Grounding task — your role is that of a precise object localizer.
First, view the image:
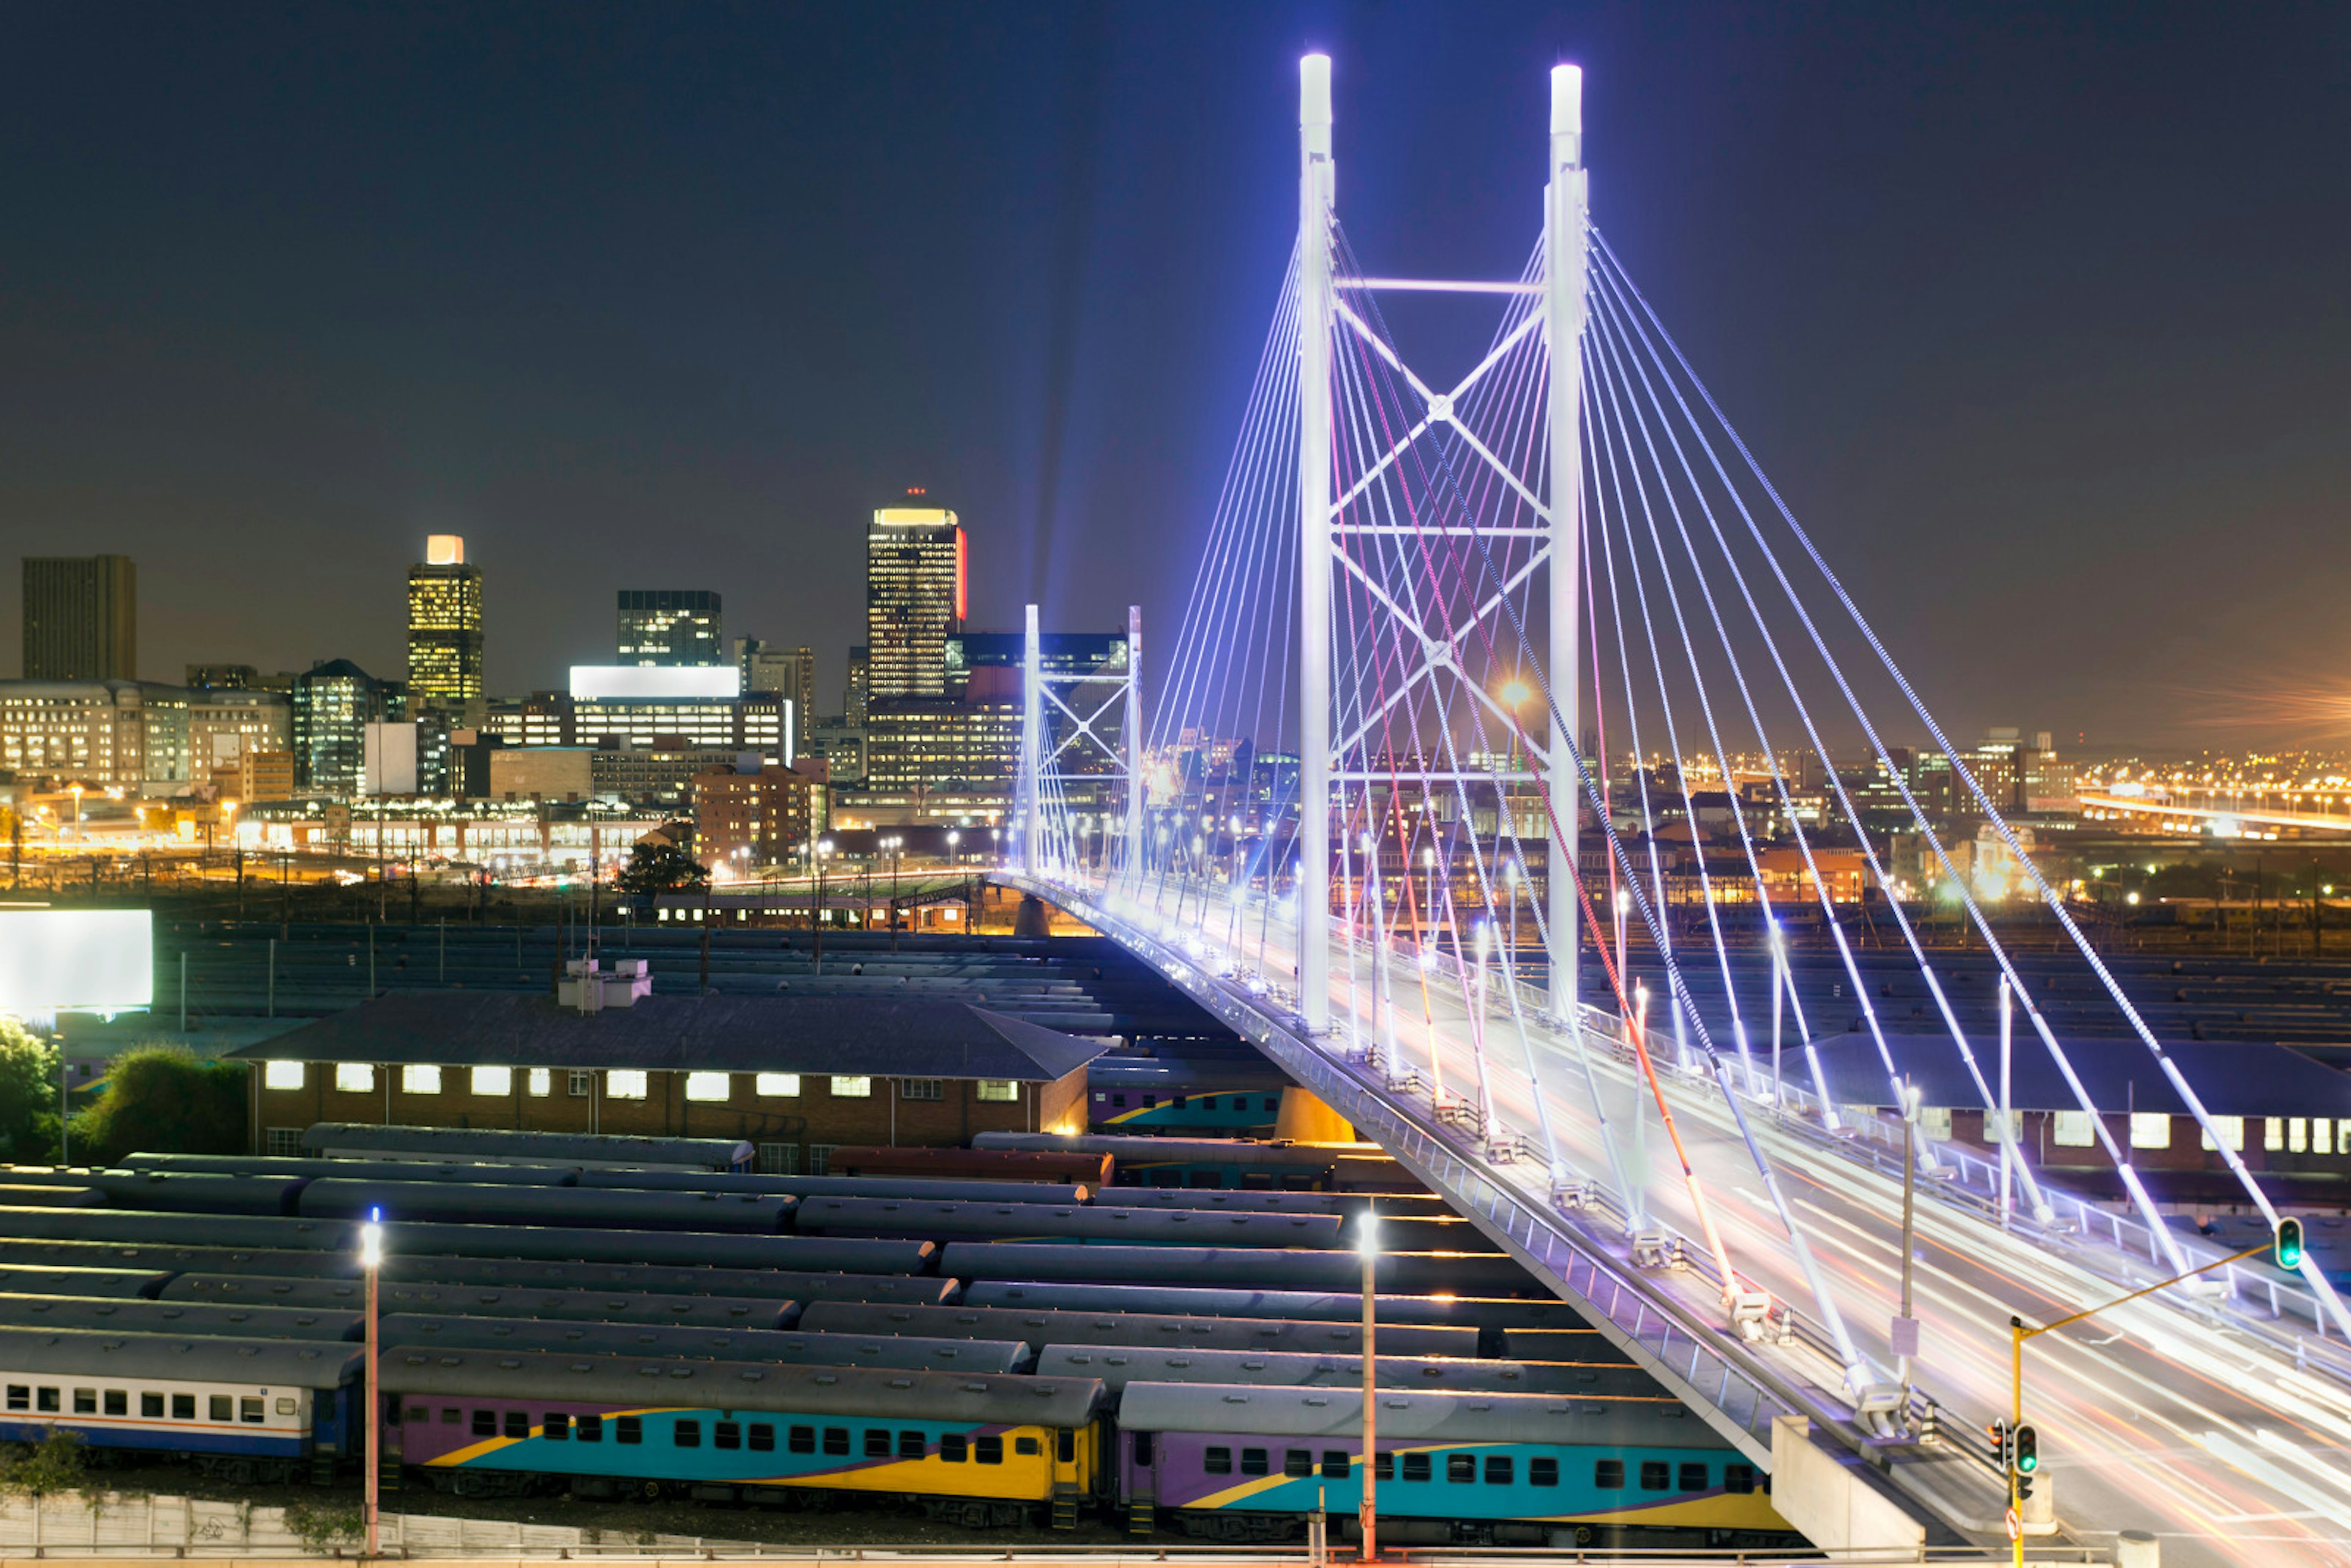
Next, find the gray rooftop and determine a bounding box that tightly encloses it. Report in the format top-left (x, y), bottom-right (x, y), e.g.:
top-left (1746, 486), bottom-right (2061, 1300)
top-left (1804, 1032), bottom-right (2351, 1117)
top-left (227, 992), bottom-right (1108, 1082)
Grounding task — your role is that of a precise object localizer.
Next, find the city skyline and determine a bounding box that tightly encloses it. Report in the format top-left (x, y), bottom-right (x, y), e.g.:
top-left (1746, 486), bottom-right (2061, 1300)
top-left (0, 6), bottom-right (2344, 749)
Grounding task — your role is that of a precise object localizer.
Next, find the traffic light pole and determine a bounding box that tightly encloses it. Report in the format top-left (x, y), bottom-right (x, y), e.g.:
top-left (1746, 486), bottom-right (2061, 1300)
top-left (2005, 1236), bottom-right (2276, 1565)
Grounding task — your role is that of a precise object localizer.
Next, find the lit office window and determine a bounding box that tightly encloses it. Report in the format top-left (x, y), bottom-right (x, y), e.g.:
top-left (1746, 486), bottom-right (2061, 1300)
top-left (528, 1068), bottom-right (552, 1097)
top-left (684, 1072), bottom-right (730, 1102)
top-left (830, 1076), bottom-right (872, 1098)
top-left (976, 1080), bottom-right (1019, 1103)
top-left (2052, 1111), bottom-right (2094, 1147)
top-left (607, 1070), bottom-right (650, 1100)
top-left (335, 1063), bottom-right (375, 1093)
top-left (756, 1073), bottom-right (801, 1097)
top-left (2290, 1118), bottom-right (2310, 1153)
top-left (2319, 1119), bottom-right (2336, 1156)
top-left (2128, 1113), bottom-right (2170, 1150)
top-left (263, 1061), bottom-right (304, 1092)
top-left (2199, 1116), bottom-right (2244, 1152)
top-left (402, 1065), bottom-right (442, 1095)
top-left (471, 1066), bottom-right (512, 1098)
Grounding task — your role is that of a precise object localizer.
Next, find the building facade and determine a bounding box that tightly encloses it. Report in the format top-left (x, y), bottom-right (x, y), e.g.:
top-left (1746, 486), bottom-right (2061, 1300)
top-left (22, 555), bottom-right (137, 681)
top-left (238, 749), bottom-right (297, 805)
top-left (0, 681), bottom-right (151, 791)
top-left (694, 762), bottom-right (819, 869)
top-left (866, 500), bottom-right (963, 699)
top-left (188, 689), bottom-right (292, 776)
top-left (292, 660), bottom-right (393, 797)
top-left (737, 639), bottom-right (816, 751)
top-left (618, 590), bottom-right (722, 667)
top-left (407, 536), bottom-right (485, 719)
top-left (482, 691), bottom-right (786, 757)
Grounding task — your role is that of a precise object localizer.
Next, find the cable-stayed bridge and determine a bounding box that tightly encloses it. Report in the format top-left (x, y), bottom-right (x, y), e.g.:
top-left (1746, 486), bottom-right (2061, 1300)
top-left (997, 59), bottom-right (2351, 1567)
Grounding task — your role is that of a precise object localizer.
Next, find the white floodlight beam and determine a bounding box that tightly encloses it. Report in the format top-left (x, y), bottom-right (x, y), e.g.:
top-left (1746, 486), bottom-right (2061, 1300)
top-left (1297, 53), bottom-right (1336, 1033)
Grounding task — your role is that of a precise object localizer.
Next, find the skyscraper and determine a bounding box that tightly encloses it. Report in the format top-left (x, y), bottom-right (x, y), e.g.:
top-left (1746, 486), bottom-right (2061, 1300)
top-left (292, 659), bottom-right (392, 797)
top-left (407, 535), bottom-right (484, 719)
top-left (22, 555), bottom-right (136, 680)
top-left (618, 590), bottom-right (722, 666)
top-left (866, 493), bottom-right (964, 699)
top-left (737, 637), bottom-right (816, 751)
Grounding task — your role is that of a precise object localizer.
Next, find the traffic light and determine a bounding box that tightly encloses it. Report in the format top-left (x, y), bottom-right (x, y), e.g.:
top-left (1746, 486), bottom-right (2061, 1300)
top-left (2012, 1423), bottom-right (2039, 1501)
top-left (1985, 1419), bottom-right (2011, 1471)
top-left (2278, 1217), bottom-right (2306, 1271)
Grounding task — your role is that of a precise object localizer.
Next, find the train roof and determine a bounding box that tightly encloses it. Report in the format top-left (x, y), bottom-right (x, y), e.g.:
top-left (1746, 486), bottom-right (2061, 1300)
top-left (798, 1302), bottom-right (1477, 1357)
top-left (973, 1133), bottom-right (1384, 1169)
top-left (1116, 1381), bottom-right (1724, 1446)
top-left (119, 1154), bottom-right (584, 1185)
top-left (163, 1276), bottom-right (795, 1327)
top-left (0, 1328), bottom-right (361, 1388)
top-left (297, 1122), bottom-right (753, 1171)
top-left (959, 1281), bottom-right (1584, 1330)
top-left (795, 1198), bottom-right (1343, 1246)
top-left (1087, 1059), bottom-right (1291, 1084)
top-left (0, 1263), bottom-right (171, 1299)
top-left (379, 1348), bottom-right (1106, 1427)
top-left (379, 1315), bottom-right (1026, 1374)
top-left (575, 1169), bottom-right (1091, 1206)
top-left (0, 1295), bottom-right (359, 1340)
top-left (1032, 1345), bottom-right (1658, 1397)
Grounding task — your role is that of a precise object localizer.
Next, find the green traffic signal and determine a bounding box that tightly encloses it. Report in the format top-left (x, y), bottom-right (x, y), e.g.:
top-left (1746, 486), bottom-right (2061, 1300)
top-left (2278, 1217), bottom-right (2306, 1271)
top-left (2012, 1424), bottom-right (2039, 1476)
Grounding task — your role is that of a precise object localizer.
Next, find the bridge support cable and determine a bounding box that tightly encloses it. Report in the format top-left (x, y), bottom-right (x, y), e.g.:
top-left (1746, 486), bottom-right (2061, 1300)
top-left (1598, 239), bottom-right (2351, 1327)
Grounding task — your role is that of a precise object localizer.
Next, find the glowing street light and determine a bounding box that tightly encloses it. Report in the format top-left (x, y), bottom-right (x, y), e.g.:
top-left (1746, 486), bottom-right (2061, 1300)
top-left (361, 1209), bottom-right (384, 1556)
top-left (1357, 1205), bottom-right (1379, 1560)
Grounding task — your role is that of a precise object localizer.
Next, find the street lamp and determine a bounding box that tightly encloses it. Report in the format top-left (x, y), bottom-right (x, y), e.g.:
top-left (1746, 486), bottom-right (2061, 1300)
top-left (1357, 1204), bottom-right (1378, 1561)
top-left (361, 1209), bottom-right (384, 1557)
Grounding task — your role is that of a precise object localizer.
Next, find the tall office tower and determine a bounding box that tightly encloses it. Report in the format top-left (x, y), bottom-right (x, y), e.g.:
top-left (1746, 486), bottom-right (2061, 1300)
top-left (737, 638), bottom-right (817, 751)
top-left (292, 659), bottom-right (391, 797)
top-left (22, 555), bottom-right (136, 680)
top-left (866, 493), bottom-right (964, 699)
top-left (844, 645), bottom-right (871, 725)
top-left (407, 535), bottom-right (485, 719)
top-left (618, 590), bottom-right (722, 666)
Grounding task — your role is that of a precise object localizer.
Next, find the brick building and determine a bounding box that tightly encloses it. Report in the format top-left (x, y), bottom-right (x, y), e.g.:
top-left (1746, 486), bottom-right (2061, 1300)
top-left (695, 762), bottom-right (819, 871)
top-left (228, 990), bottom-right (1102, 1177)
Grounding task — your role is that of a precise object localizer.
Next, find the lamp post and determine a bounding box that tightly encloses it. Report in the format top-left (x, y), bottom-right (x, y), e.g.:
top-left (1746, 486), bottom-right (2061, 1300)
top-left (1357, 1204), bottom-right (1378, 1561)
top-left (361, 1209), bottom-right (384, 1557)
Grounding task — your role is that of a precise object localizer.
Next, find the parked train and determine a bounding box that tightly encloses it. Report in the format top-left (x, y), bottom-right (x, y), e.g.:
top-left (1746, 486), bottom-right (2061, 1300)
top-left (1086, 1057), bottom-right (1291, 1134)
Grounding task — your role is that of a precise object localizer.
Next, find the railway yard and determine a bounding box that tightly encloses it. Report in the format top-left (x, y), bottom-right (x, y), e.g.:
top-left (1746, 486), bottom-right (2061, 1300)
top-left (0, 1118), bottom-right (1801, 1552)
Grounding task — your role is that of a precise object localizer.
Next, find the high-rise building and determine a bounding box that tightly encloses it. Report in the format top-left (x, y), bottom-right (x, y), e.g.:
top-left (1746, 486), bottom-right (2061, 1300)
top-left (866, 495), bottom-right (964, 699)
top-left (618, 590), bottom-right (722, 666)
top-left (844, 645), bottom-right (870, 724)
top-left (737, 639), bottom-right (816, 752)
top-left (292, 659), bottom-right (392, 797)
top-left (407, 535), bottom-right (484, 718)
top-left (22, 555), bottom-right (136, 680)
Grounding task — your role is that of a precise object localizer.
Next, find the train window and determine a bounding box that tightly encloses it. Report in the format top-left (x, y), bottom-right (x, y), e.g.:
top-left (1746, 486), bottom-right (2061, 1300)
top-left (714, 1422), bottom-right (741, 1451)
top-left (1594, 1460), bottom-right (1624, 1489)
top-left (822, 1427), bottom-right (850, 1455)
top-left (1447, 1454), bottom-right (1475, 1484)
top-left (404, 1406), bottom-right (427, 1424)
top-left (1056, 1430), bottom-right (1075, 1463)
top-left (1173, 1095), bottom-right (1188, 1109)
top-left (5, 1387), bottom-right (25, 1411)
top-left (1528, 1457), bottom-right (1558, 1487)
top-left (976, 1436), bottom-right (1003, 1465)
top-left (1485, 1457), bottom-right (1513, 1485)
top-left (242, 1399), bottom-right (266, 1424)
top-left (504, 1412), bottom-right (529, 1439)
top-left (545, 1414), bottom-right (570, 1441)
top-left (142, 1394), bottom-right (163, 1419)
top-left (1724, 1463), bottom-right (1755, 1495)
top-left (864, 1430), bottom-right (890, 1458)
top-left (1284, 1450), bottom-right (1313, 1477)
top-left (441, 1408), bottom-right (459, 1424)
top-left (1014, 1436), bottom-right (1040, 1457)
top-left (1131, 1431), bottom-right (1154, 1466)
top-left (173, 1395), bottom-right (195, 1420)
top-left (1093, 1092), bottom-right (1106, 1103)
top-left (1640, 1461), bottom-right (1670, 1491)
top-left (749, 1424), bottom-right (775, 1453)
top-left (1203, 1447), bottom-right (1231, 1475)
top-left (37, 1388), bottom-right (59, 1414)
top-left (208, 1395), bottom-right (231, 1422)
top-left (587, 1416), bottom-right (612, 1442)
top-left (1373, 1454), bottom-right (1393, 1481)
top-left (940, 1434), bottom-right (969, 1463)
top-left (1142, 1094), bottom-right (1158, 1108)
top-left (1322, 1452), bottom-right (1350, 1479)
top-left (473, 1410), bottom-right (497, 1437)
top-left (105, 1392), bottom-right (126, 1417)
top-left (1401, 1454), bottom-right (1430, 1482)
top-left (1240, 1448), bottom-right (1269, 1476)
top-left (1111, 1093), bottom-right (1128, 1109)
top-left (1202, 1097), bottom-right (1218, 1110)
top-left (673, 1420), bottom-right (702, 1447)
top-left (72, 1389), bottom-right (96, 1414)
top-left (788, 1426), bottom-right (814, 1454)
top-left (1679, 1463), bottom-right (1709, 1492)
top-left (899, 1431), bottom-right (924, 1460)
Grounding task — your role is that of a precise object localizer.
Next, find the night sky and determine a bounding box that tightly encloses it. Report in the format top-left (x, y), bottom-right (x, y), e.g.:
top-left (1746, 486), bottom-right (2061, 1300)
top-left (1, 3), bottom-right (2343, 749)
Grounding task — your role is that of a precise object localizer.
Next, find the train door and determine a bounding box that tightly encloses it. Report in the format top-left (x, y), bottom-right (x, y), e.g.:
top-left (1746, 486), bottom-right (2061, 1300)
top-left (1125, 1426), bottom-right (1156, 1534)
top-left (1049, 1425), bottom-right (1083, 1529)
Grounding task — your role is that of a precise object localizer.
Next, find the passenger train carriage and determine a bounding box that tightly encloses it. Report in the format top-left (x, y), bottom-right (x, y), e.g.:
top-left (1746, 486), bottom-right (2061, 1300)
top-left (381, 1349), bottom-right (1108, 1527)
top-left (1113, 1382), bottom-right (1791, 1546)
top-left (0, 1328), bottom-right (361, 1484)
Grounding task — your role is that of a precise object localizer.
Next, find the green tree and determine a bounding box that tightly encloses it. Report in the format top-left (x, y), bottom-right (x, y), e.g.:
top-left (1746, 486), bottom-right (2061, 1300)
top-left (0, 1018), bottom-right (59, 1164)
top-left (0, 1428), bottom-right (86, 1498)
top-left (618, 840), bottom-right (709, 896)
top-left (67, 1045), bottom-right (247, 1165)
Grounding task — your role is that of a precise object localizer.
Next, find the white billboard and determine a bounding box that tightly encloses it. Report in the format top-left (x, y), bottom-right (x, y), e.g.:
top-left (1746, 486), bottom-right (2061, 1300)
top-left (0, 910), bottom-right (154, 1015)
top-left (569, 665), bottom-right (740, 700)
top-left (364, 721), bottom-right (419, 796)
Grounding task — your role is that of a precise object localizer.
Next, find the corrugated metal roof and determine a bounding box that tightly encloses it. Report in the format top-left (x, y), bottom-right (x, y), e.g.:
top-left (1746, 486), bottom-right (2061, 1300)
top-left (224, 992), bottom-right (1106, 1081)
top-left (1804, 1032), bottom-right (2351, 1116)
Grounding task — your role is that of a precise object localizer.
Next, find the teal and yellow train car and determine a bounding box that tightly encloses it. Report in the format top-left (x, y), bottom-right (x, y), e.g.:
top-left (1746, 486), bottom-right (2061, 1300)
top-left (383, 1348), bottom-right (1108, 1527)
